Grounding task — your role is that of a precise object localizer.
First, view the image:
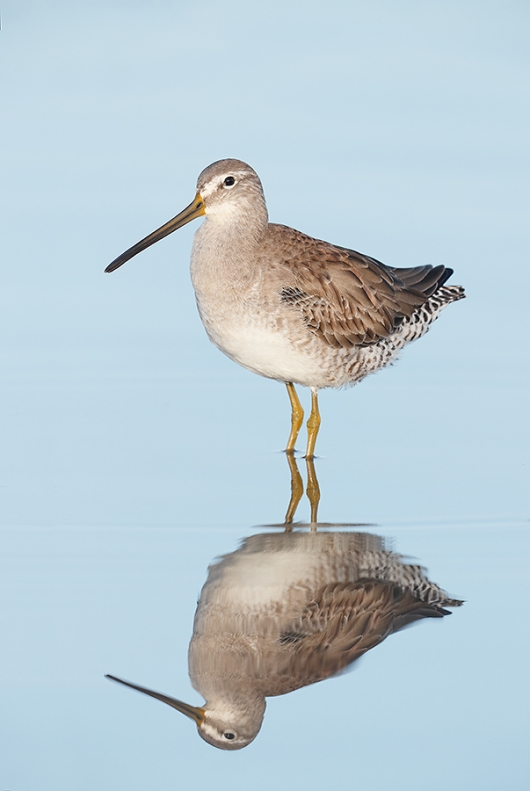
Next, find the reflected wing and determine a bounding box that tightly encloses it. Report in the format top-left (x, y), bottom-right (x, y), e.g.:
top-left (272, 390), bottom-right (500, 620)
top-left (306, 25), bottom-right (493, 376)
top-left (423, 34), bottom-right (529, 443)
top-left (277, 581), bottom-right (451, 689)
top-left (271, 225), bottom-right (453, 348)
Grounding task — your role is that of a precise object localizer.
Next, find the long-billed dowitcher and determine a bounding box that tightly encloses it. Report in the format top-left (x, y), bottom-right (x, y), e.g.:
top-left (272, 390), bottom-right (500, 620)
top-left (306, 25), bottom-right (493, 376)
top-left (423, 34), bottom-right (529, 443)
top-left (106, 530), bottom-right (462, 749)
top-left (106, 160), bottom-right (465, 457)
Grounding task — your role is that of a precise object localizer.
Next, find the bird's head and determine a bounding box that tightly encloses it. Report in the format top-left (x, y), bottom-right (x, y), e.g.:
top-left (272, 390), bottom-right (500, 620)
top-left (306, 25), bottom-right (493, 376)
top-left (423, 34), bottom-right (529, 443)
top-left (194, 159), bottom-right (267, 224)
top-left (105, 673), bottom-right (264, 751)
top-left (195, 706), bottom-right (264, 750)
top-left (105, 159), bottom-right (266, 273)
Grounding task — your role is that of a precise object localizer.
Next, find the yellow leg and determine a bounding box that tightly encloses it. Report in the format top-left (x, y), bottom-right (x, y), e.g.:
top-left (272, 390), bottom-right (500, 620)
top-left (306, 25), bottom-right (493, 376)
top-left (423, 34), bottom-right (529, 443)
top-left (305, 389), bottom-right (321, 459)
top-left (285, 382), bottom-right (304, 454)
top-left (305, 456), bottom-right (321, 529)
top-left (284, 452), bottom-right (304, 527)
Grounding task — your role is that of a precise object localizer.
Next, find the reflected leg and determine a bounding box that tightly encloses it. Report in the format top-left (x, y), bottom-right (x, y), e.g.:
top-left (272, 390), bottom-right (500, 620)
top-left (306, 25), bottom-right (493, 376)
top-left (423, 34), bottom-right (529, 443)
top-left (285, 382), bottom-right (304, 454)
top-left (305, 389), bottom-right (321, 459)
top-left (284, 452), bottom-right (304, 528)
top-left (305, 456), bottom-right (321, 529)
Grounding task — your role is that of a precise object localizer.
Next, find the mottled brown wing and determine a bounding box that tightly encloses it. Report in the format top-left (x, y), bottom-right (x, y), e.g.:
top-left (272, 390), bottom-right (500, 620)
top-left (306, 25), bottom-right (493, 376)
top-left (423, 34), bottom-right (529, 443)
top-left (270, 225), bottom-right (453, 348)
top-left (276, 581), bottom-right (450, 690)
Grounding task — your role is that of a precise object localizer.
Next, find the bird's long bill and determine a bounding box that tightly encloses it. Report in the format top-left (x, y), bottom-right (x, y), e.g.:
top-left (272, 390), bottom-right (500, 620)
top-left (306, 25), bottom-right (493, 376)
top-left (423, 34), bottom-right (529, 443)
top-left (105, 193), bottom-right (206, 273)
top-left (105, 674), bottom-right (205, 725)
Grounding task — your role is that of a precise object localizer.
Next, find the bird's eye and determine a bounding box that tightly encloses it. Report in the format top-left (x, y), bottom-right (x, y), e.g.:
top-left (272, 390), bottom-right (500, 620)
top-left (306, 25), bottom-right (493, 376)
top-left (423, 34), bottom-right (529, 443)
top-left (223, 732), bottom-right (235, 740)
top-left (223, 176), bottom-right (236, 187)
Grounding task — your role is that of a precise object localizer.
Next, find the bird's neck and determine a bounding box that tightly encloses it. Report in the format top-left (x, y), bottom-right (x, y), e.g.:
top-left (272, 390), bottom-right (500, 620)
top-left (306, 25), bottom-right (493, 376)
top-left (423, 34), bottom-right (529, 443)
top-left (191, 208), bottom-right (268, 287)
top-left (199, 196), bottom-right (268, 243)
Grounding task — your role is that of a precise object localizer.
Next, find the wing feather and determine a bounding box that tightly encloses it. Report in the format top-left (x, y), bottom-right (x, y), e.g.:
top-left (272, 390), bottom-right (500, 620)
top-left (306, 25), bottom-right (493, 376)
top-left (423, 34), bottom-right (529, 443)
top-left (268, 225), bottom-right (454, 348)
top-left (276, 581), bottom-right (451, 689)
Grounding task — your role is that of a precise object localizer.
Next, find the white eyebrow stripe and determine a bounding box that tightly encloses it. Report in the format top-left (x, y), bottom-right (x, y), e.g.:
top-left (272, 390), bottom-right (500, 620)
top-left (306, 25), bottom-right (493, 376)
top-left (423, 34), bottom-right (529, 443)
top-left (199, 171), bottom-right (248, 198)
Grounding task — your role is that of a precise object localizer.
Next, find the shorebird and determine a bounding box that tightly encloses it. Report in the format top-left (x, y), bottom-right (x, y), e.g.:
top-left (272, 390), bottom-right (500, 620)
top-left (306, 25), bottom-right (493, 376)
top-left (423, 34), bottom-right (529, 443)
top-left (106, 160), bottom-right (465, 457)
top-left (107, 530), bottom-right (462, 750)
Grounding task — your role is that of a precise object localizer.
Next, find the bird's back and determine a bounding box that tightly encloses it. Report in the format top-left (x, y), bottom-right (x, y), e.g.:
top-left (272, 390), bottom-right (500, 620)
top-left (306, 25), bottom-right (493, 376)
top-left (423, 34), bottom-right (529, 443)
top-left (265, 223), bottom-right (463, 350)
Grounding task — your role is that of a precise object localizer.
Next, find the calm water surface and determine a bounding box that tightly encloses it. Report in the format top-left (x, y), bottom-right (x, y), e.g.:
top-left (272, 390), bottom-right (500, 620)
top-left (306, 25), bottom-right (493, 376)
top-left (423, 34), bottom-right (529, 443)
top-left (1, 437), bottom-right (528, 789)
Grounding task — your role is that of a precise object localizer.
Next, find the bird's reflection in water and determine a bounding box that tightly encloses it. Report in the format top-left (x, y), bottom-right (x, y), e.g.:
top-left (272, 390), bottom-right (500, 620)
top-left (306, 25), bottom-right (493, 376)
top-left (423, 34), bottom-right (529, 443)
top-left (107, 458), bottom-right (463, 750)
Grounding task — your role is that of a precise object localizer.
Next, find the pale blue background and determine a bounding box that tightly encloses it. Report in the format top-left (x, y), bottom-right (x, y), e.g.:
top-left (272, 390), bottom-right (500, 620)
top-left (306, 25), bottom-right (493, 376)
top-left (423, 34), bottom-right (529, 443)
top-left (1, 1), bottom-right (529, 788)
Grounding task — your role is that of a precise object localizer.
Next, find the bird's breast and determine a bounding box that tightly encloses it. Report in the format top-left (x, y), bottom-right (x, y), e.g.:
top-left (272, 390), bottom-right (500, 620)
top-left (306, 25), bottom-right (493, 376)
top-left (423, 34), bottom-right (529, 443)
top-left (190, 235), bottom-right (328, 385)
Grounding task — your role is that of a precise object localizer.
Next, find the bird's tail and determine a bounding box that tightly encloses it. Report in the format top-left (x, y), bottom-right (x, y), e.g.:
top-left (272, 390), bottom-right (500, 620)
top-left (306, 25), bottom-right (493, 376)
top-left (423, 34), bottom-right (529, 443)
top-left (436, 284), bottom-right (466, 304)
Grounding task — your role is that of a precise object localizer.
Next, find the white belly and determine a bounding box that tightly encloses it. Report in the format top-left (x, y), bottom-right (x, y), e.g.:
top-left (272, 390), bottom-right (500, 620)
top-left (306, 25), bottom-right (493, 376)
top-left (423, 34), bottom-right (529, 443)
top-left (202, 316), bottom-right (327, 387)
